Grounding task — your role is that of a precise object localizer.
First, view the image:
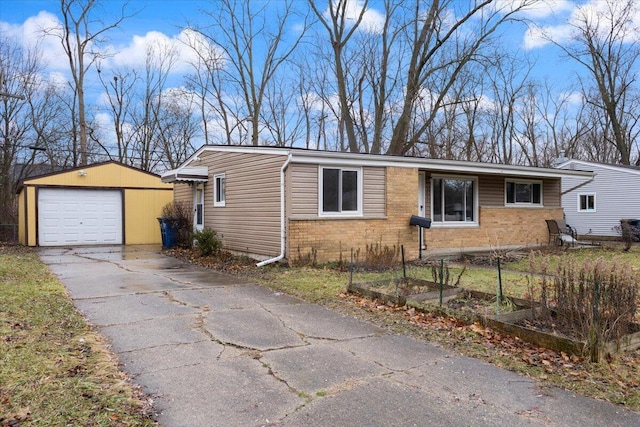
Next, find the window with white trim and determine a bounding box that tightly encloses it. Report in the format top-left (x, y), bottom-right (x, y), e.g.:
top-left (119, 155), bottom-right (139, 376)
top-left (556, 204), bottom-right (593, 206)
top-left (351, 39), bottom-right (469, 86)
top-left (505, 180), bottom-right (542, 205)
top-left (214, 173), bottom-right (226, 207)
top-left (319, 167), bottom-right (362, 216)
top-left (578, 193), bottom-right (595, 212)
top-left (431, 176), bottom-right (477, 223)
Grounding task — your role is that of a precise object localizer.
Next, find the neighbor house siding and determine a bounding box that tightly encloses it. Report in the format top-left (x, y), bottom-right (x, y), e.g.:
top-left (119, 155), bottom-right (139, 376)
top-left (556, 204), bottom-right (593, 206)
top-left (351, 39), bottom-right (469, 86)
top-left (560, 161), bottom-right (640, 237)
top-left (199, 151), bottom-right (286, 258)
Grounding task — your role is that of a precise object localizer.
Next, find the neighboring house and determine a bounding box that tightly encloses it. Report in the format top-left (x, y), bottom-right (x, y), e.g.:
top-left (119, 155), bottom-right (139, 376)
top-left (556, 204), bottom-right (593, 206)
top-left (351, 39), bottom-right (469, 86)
top-left (556, 158), bottom-right (640, 238)
top-left (162, 146), bottom-right (592, 264)
top-left (17, 161), bottom-right (174, 246)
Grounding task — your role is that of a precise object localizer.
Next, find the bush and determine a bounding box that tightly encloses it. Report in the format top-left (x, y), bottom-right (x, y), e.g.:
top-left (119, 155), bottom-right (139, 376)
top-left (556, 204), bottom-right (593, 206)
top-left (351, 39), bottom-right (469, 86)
top-left (528, 252), bottom-right (637, 361)
top-left (160, 201), bottom-right (193, 248)
top-left (193, 228), bottom-right (222, 257)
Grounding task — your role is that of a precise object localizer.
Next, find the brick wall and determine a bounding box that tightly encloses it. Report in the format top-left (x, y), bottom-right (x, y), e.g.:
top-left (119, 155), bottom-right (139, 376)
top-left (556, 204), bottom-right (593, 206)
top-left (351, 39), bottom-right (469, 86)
top-left (288, 167), bottom-right (420, 263)
top-left (287, 166), bottom-right (563, 264)
top-left (423, 206), bottom-right (564, 255)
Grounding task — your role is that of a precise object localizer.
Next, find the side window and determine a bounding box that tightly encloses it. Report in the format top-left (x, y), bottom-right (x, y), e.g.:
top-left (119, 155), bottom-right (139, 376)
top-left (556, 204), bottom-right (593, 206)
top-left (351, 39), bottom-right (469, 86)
top-left (214, 173), bottom-right (226, 207)
top-left (578, 194), bottom-right (595, 212)
top-left (319, 167), bottom-right (361, 216)
top-left (505, 180), bottom-right (542, 206)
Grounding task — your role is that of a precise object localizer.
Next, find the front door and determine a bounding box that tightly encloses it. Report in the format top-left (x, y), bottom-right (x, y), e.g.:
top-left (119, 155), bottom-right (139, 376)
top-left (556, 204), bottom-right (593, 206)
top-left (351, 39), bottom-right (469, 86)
top-left (194, 184), bottom-right (204, 232)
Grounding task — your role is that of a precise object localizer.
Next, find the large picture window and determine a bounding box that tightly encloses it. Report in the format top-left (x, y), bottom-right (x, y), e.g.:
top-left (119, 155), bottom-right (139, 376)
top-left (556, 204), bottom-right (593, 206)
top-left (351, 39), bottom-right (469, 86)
top-left (320, 167), bottom-right (361, 215)
top-left (432, 177), bottom-right (476, 223)
top-left (505, 180), bottom-right (542, 205)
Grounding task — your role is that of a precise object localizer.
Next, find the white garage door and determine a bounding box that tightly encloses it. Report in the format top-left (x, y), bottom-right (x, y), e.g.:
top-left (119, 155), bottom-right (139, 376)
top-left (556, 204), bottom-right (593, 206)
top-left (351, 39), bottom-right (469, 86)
top-left (38, 188), bottom-right (123, 246)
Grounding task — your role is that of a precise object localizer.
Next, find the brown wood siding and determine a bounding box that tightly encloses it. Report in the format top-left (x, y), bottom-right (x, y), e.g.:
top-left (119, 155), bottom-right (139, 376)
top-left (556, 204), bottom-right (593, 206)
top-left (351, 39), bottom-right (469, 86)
top-left (200, 151), bottom-right (285, 257)
top-left (174, 183), bottom-right (192, 205)
top-left (363, 166), bottom-right (386, 216)
top-left (542, 178), bottom-right (561, 207)
top-left (290, 163), bottom-right (386, 217)
top-left (290, 163), bottom-right (318, 216)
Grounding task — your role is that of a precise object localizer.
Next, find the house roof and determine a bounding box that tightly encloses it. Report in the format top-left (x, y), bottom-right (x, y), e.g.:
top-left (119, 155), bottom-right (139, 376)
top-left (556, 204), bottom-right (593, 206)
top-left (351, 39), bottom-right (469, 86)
top-left (175, 145), bottom-right (594, 180)
top-left (555, 158), bottom-right (640, 176)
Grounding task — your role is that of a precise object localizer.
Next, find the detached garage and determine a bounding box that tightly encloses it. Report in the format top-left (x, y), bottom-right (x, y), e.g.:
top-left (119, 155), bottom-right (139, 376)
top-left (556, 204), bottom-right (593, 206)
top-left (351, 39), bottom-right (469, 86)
top-left (17, 161), bottom-right (174, 247)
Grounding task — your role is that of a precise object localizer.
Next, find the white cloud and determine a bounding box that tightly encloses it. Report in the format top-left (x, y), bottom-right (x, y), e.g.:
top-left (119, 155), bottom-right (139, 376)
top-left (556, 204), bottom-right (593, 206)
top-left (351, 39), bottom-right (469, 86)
top-left (105, 27), bottom-right (222, 75)
top-left (523, 24), bottom-right (573, 49)
top-left (523, 0), bottom-right (640, 50)
top-left (325, 0), bottom-right (386, 34)
top-left (513, 0), bottom-right (574, 19)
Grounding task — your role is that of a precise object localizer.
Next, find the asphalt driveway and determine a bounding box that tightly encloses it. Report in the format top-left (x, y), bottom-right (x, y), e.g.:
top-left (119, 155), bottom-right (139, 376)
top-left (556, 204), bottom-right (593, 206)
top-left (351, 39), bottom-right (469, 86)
top-left (40, 245), bottom-right (640, 427)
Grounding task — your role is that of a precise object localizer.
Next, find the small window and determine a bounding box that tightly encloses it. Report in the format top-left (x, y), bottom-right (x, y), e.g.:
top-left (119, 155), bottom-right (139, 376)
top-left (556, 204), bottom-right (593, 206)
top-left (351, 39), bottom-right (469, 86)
top-left (578, 194), bottom-right (595, 212)
top-left (506, 180), bottom-right (542, 205)
top-left (214, 173), bottom-right (226, 207)
top-left (319, 167), bottom-right (361, 215)
top-left (432, 176), bottom-right (477, 223)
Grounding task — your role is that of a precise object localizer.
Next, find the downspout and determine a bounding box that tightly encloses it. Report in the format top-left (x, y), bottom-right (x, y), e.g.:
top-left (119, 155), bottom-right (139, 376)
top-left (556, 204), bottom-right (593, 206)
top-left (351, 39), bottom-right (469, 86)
top-left (561, 174), bottom-right (596, 195)
top-left (257, 153), bottom-right (293, 267)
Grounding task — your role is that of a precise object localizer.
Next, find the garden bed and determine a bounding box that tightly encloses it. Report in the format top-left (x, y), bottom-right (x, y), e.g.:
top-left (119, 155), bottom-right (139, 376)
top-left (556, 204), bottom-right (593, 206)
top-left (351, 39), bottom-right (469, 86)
top-left (348, 278), bottom-right (640, 359)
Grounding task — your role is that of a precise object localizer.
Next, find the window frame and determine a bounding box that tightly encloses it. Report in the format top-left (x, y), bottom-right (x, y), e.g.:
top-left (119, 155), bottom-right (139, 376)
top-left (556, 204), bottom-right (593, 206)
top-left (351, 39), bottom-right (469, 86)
top-left (577, 193), bottom-right (596, 212)
top-left (318, 166), bottom-right (363, 217)
top-left (213, 173), bottom-right (226, 207)
top-left (430, 174), bottom-right (479, 227)
top-left (505, 179), bottom-right (543, 206)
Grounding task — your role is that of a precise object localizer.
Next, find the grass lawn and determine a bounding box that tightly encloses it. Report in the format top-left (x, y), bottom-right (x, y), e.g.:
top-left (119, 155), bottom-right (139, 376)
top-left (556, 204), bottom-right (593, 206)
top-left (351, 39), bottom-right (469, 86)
top-left (0, 247), bottom-right (156, 426)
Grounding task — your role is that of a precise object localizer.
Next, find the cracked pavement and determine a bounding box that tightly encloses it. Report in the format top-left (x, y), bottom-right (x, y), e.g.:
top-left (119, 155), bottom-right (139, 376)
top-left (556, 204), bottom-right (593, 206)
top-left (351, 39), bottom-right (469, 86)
top-left (40, 245), bottom-right (640, 427)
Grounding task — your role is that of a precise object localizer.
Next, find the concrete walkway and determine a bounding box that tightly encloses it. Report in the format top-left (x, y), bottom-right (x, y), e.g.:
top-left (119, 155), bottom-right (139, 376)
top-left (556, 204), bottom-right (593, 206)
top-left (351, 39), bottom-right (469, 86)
top-left (40, 245), bottom-right (639, 427)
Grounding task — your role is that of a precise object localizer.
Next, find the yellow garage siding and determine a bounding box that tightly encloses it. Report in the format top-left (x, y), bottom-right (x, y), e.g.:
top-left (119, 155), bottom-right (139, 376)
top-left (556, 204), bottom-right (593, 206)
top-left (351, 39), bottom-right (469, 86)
top-left (17, 190), bottom-right (26, 245)
top-left (125, 189), bottom-right (174, 244)
top-left (18, 162), bottom-right (173, 246)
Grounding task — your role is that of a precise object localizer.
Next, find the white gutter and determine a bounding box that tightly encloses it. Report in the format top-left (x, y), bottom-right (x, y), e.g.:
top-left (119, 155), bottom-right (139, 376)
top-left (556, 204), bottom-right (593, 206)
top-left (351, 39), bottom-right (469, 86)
top-left (256, 152), bottom-right (293, 267)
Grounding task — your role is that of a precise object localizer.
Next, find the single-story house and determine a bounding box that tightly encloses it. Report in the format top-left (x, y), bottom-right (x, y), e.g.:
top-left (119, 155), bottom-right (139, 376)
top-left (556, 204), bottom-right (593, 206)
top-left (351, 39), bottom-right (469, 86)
top-left (555, 158), bottom-right (640, 238)
top-left (162, 146), bottom-right (593, 264)
top-left (17, 161), bottom-right (174, 246)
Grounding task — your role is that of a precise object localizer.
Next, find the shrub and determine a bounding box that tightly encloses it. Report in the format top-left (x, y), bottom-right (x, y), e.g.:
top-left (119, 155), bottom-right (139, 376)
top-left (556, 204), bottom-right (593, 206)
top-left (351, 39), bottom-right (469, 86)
top-left (527, 252), bottom-right (637, 361)
top-left (160, 201), bottom-right (193, 248)
top-left (193, 228), bottom-right (222, 257)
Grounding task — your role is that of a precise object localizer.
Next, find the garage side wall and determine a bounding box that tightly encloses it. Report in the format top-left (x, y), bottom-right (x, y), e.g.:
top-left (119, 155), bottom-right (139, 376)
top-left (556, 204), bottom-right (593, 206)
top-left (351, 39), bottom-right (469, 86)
top-left (125, 189), bottom-right (174, 244)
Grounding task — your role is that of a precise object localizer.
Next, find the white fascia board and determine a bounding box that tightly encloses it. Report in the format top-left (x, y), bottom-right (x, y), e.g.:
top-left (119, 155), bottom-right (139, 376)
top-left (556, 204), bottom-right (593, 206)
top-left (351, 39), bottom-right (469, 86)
top-left (175, 145), bottom-right (592, 180)
top-left (291, 151), bottom-right (593, 179)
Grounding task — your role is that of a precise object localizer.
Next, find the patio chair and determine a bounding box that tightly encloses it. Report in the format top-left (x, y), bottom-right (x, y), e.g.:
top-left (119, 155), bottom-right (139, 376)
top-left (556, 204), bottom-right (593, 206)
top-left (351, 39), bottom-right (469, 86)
top-left (555, 218), bottom-right (577, 241)
top-left (545, 219), bottom-right (577, 246)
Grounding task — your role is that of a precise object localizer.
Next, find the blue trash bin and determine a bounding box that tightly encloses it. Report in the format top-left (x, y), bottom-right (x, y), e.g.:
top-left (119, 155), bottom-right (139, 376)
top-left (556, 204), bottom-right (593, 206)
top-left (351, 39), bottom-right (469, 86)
top-left (158, 217), bottom-right (178, 248)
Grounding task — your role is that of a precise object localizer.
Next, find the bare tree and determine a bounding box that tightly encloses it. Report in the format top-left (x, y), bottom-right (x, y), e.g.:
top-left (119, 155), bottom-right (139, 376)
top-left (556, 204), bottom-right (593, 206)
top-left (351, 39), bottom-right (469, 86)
top-left (555, 0), bottom-right (640, 165)
top-left (53, 0), bottom-right (131, 166)
top-left (0, 38), bottom-right (63, 225)
top-left (192, 0), bottom-right (310, 146)
top-left (130, 40), bottom-right (178, 171)
top-left (308, 0), bottom-right (369, 153)
top-left (97, 66), bottom-right (138, 164)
